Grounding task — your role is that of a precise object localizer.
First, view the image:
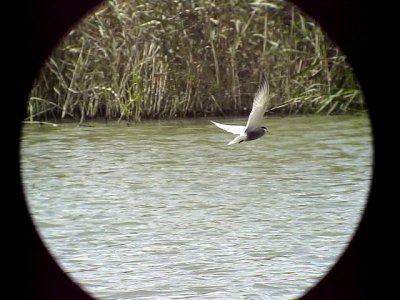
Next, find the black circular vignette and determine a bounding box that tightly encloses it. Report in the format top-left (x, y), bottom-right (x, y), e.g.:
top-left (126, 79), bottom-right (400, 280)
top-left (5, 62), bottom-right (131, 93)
top-left (6, 0), bottom-right (384, 299)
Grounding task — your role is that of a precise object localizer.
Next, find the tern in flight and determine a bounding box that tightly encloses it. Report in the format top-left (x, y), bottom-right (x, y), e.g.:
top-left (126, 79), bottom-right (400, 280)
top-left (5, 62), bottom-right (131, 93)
top-left (210, 80), bottom-right (271, 145)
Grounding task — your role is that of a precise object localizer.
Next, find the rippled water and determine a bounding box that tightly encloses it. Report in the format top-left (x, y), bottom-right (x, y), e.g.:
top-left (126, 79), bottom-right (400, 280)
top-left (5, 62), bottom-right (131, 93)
top-left (21, 115), bottom-right (372, 299)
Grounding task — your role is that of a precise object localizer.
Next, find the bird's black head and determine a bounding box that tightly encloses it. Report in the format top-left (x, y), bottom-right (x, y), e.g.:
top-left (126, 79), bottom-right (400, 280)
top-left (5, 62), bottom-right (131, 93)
top-left (261, 126), bottom-right (269, 133)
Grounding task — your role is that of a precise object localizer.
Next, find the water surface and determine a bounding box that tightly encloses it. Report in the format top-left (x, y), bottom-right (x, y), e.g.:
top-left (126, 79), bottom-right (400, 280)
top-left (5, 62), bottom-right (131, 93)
top-left (21, 115), bottom-right (372, 299)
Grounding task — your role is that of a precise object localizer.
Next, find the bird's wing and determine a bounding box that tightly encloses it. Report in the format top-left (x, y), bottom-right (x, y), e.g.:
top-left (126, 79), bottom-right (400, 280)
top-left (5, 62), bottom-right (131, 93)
top-left (228, 134), bottom-right (247, 145)
top-left (210, 120), bottom-right (245, 135)
top-left (245, 80), bottom-right (270, 130)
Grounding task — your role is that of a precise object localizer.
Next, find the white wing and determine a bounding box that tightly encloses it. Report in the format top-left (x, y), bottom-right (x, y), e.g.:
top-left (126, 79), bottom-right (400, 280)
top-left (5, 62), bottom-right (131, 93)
top-left (228, 134), bottom-right (247, 145)
top-left (210, 120), bottom-right (245, 135)
top-left (245, 80), bottom-right (270, 130)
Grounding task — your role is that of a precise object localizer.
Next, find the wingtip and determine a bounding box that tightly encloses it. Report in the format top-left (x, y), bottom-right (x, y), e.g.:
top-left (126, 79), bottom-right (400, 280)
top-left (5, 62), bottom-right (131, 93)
top-left (210, 120), bottom-right (224, 127)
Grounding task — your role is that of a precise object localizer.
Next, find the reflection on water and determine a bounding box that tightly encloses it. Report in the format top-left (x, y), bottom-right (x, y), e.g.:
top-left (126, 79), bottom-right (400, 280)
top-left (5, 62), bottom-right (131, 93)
top-left (21, 115), bottom-right (372, 299)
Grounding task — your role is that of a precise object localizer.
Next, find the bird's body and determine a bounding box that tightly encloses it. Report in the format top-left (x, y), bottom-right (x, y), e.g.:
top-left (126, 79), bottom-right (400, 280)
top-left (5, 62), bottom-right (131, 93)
top-left (210, 80), bottom-right (271, 145)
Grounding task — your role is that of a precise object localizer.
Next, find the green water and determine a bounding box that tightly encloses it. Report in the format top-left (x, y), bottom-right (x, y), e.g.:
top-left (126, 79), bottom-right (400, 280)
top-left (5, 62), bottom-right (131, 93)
top-left (21, 115), bottom-right (372, 299)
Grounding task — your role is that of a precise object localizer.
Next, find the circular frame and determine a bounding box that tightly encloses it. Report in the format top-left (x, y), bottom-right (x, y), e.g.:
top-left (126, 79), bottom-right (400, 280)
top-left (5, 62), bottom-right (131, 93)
top-left (8, 0), bottom-right (376, 298)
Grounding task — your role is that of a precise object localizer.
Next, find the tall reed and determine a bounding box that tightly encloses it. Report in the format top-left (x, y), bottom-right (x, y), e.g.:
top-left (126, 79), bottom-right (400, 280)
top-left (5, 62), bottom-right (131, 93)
top-left (28, 0), bottom-right (364, 123)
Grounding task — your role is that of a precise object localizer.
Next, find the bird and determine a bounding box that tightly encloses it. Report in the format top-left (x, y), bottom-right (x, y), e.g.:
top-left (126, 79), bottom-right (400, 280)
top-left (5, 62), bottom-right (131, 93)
top-left (210, 79), bottom-right (271, 145)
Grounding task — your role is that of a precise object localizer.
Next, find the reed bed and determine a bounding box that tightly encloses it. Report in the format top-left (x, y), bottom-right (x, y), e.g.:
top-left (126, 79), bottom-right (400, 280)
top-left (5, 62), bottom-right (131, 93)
top-left (28, 0), bottom-right (364, 123)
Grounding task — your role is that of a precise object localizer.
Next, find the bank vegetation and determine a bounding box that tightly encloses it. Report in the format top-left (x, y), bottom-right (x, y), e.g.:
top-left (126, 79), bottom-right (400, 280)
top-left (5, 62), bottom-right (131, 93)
top-left (28, 0), bottom-right (364, 123)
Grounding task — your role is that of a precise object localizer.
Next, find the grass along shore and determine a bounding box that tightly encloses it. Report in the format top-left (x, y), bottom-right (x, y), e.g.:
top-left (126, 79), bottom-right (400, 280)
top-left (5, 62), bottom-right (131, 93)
top-left (27, 0), bottom-right (364, 124)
